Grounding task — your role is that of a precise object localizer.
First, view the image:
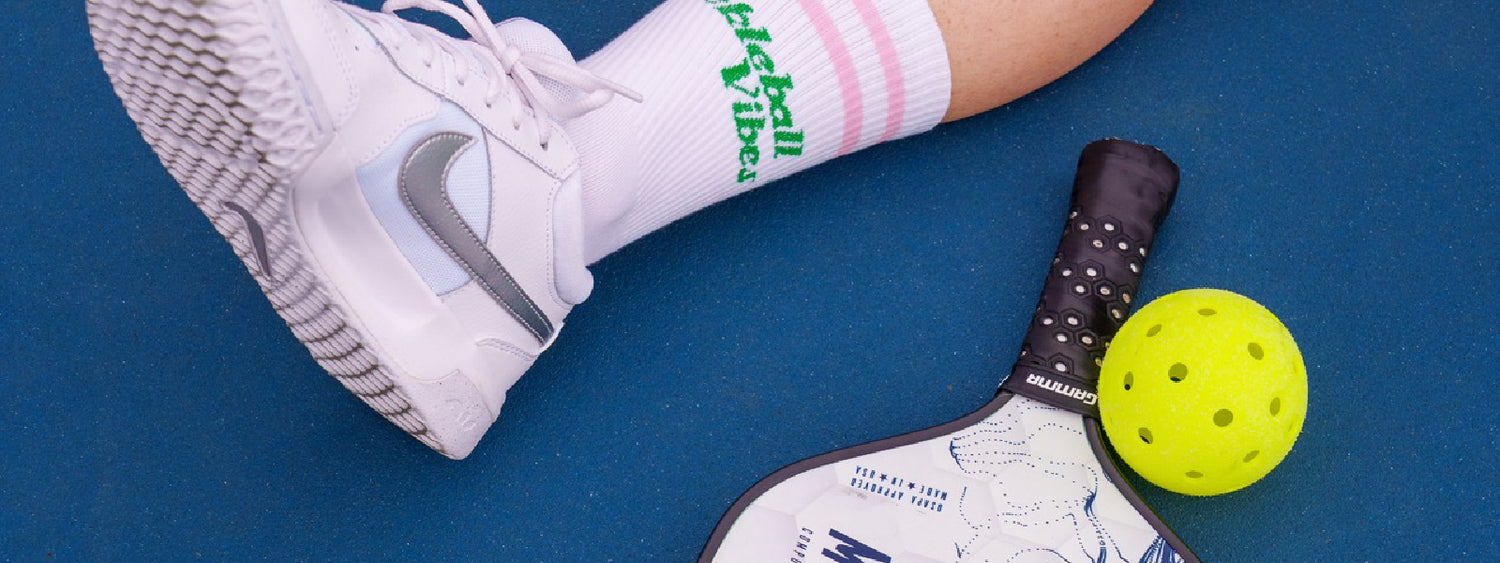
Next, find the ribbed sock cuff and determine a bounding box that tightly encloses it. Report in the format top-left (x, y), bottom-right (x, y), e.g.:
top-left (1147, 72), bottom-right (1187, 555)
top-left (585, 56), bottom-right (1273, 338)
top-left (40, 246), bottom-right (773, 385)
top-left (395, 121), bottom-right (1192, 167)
top-left (566, 0), bottom-right (952, 261)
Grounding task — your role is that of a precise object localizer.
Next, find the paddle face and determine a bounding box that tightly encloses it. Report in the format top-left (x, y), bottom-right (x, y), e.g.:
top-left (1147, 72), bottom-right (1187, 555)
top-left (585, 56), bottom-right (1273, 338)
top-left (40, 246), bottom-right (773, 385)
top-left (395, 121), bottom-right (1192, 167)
top-left (700, 141), bottom-right (1194, 563)
top-left (702, 394), bottom-right (1184, 562)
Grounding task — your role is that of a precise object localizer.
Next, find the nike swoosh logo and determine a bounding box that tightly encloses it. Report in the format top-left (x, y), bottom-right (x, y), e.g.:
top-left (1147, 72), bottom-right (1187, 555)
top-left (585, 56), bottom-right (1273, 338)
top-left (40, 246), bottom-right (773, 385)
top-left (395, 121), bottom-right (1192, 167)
top-left (225, 201), bottom-right (273, 280)
top-left (399, 132), bottom-right (555, 343)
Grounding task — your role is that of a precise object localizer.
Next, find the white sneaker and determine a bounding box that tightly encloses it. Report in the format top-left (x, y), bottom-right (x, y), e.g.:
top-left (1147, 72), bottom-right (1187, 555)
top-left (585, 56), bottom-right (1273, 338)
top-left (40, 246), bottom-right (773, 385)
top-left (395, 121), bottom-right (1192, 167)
top-left (86, 0), bottom-right (638, 459)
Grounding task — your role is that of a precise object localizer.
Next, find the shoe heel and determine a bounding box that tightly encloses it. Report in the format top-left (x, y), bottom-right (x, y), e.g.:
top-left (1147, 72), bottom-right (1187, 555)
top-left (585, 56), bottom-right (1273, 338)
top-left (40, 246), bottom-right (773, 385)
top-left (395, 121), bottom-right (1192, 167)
top-left (86, 0), bottom-right (458, 456)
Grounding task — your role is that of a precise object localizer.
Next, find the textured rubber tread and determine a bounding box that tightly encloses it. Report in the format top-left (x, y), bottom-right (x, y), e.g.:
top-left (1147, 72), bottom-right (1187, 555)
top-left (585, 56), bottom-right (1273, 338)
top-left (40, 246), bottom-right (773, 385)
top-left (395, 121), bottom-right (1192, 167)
top-left (86, 0), bottom-right (449, 455)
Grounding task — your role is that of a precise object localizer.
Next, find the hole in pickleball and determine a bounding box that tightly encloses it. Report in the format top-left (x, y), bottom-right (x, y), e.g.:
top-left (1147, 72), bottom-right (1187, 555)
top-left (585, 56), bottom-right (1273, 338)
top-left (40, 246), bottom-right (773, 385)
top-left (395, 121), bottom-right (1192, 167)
top-left (1214, 409), bottom-right (1234, 427)
top-left (1248, 342), bottom-right (1264, 360)
top-left (1139, 428), bottom-right (1153, 444)
top-left (1199, 308), bottom-right (1217, 316)
top-left (1186, 471), bottom-right (1204, 479)
top-left (1243, 450), bottom-right (1260, 463)
top-left (1123, 372), bottom-right (1134, 391)
top-left (1146, 324), bottom-right (1162, 337)
top-left (1169, 363), bottom-right (1188, 382)
top-left (1270, 397), bottom-right (1282, 416)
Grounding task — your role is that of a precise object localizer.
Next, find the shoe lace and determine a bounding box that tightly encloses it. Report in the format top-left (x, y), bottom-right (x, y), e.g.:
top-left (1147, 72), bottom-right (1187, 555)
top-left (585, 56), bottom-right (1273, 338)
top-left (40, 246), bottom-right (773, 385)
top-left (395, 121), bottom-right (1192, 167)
top-left (377, 0), bottom-right (641, 147)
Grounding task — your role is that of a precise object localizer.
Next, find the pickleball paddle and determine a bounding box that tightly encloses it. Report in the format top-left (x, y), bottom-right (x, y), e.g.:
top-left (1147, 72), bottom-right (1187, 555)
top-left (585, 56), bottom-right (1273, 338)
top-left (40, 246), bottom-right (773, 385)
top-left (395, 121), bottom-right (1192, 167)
top-left (700, 139), bottom-right (1196, 563)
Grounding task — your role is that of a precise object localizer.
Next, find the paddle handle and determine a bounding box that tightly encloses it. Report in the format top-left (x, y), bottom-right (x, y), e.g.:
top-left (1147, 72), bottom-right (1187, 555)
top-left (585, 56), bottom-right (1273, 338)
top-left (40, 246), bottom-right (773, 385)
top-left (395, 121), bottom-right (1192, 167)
top-left (999, 140), bottom-right (1179, 417)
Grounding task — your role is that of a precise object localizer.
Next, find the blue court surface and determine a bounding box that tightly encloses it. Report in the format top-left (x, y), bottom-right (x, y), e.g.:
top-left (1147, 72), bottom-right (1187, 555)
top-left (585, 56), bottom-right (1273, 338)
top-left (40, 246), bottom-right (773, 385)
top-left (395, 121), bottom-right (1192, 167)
top-left (3, 1), bottom-right (1497, 561)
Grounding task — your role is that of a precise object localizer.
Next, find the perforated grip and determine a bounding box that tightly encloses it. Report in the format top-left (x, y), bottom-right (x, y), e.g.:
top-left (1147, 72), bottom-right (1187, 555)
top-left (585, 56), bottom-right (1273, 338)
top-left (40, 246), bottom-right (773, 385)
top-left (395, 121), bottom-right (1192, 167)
top-left (999, 140), bottom-right (1179, 418)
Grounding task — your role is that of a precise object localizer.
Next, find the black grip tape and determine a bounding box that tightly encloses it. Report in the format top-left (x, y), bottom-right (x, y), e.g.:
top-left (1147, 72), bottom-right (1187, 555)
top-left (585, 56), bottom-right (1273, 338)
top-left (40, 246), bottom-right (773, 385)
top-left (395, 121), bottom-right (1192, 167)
top-left (1000, 140), bottom-right (1179, 417)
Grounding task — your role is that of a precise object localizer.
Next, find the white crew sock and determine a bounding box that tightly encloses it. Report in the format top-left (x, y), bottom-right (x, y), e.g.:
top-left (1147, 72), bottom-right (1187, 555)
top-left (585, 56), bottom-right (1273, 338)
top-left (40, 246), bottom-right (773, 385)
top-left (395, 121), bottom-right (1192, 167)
top-left (564, 0), bottom-right (952, 262)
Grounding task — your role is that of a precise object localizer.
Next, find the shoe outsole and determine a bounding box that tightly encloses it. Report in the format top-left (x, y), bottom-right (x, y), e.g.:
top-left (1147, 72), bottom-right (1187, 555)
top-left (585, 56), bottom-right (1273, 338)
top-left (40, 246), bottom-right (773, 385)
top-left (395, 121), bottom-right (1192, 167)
top-left (86, 0), bottom-right (452, 457)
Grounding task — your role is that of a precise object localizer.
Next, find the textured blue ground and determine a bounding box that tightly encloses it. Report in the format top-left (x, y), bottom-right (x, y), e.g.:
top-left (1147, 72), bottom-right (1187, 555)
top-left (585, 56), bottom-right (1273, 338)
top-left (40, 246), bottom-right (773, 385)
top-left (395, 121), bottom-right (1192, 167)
top-left (3, 1), bottom-right (1497, 561)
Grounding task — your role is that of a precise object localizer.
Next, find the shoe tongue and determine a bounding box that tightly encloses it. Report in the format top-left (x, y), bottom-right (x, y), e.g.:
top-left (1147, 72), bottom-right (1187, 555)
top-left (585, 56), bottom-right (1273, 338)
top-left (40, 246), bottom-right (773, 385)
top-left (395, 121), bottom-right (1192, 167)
top-left (491, 18), bottom-right (586, 113)
top-left (492, 17), bottom-right (575, 62)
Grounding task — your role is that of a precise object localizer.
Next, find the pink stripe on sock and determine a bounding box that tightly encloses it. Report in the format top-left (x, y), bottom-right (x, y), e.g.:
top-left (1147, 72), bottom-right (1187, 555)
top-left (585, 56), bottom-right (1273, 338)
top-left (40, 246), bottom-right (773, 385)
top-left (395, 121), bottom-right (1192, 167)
top-left (850, 0), bottom-right (906, 143)
top-left (795, 0), bottom-right (864, 156)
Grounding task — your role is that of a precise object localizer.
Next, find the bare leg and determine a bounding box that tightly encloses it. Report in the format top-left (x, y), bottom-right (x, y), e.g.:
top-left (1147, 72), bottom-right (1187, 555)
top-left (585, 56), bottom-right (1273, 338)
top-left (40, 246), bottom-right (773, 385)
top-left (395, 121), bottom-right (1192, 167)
top-left (933, 0), bottom-right (1155, 122)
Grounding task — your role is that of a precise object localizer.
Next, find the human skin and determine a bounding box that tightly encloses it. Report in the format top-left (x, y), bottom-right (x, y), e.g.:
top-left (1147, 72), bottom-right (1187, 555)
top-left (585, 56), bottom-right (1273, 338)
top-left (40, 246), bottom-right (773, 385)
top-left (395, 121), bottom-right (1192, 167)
top-left (930, 0), bottom-right (1156, 122)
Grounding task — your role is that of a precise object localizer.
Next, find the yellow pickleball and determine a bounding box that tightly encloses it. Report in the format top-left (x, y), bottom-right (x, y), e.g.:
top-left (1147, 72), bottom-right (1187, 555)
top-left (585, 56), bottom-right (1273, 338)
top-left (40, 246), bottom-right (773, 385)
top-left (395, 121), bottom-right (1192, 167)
top-left (1099, 289), bottom-right (1307, 496)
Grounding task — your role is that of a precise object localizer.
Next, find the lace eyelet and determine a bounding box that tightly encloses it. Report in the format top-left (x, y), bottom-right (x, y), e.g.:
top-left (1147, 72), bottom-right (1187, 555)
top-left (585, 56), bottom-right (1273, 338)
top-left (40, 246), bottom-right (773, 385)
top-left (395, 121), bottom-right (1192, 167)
top-left (379, 0), bottom-right (639, 162)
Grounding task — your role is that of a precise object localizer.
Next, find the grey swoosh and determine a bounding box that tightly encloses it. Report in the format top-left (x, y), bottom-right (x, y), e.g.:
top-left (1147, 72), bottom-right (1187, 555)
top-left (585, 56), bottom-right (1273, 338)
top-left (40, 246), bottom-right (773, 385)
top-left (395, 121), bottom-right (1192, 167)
top-left (399, 132), bottom-right (554, 343)
top-left (225, 201), bottom-right (272, 280)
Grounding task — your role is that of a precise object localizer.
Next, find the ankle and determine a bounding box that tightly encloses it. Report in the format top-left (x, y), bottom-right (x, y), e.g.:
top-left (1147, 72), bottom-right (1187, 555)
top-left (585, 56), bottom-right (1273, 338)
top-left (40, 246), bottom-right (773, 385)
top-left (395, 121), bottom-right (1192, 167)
top-left (563, 88), bottom-right (644, 263)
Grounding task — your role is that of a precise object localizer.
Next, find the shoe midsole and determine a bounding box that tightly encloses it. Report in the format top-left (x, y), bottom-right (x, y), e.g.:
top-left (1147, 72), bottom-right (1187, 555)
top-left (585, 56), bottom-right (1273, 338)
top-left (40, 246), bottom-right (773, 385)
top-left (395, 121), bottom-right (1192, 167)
top-left (291, 140), bottom-right (521, 416)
